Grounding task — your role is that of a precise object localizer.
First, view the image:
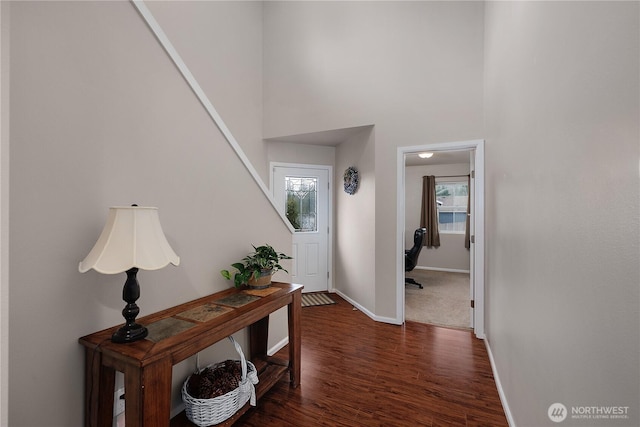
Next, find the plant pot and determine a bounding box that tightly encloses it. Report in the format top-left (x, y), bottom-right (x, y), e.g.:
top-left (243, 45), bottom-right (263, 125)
top-left (247, 269), bottom-right (273, 289)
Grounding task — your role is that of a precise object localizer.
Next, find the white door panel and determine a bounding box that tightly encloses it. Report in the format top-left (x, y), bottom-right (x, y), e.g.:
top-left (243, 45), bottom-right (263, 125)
top-left (272, 166), bottom-right (330, 293)
top-left (306, 243), bottom-right (319, 275)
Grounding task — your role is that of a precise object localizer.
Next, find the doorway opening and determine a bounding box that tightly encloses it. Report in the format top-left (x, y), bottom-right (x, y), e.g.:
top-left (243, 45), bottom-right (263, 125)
top-left (404, 150), bottom-right (472, 330)
top-left (396, 140), bottom-right (485, 338)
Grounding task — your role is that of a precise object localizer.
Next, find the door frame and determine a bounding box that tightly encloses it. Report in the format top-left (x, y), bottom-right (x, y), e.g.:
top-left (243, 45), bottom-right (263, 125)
top-left (270, 162), bottom-right (334, 292)
top-left (396, 140), bottom-right (485, 338)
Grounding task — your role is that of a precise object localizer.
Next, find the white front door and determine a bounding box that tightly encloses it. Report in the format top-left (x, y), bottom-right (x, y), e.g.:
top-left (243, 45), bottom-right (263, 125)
top-left (272, 165), bottom-right (330, 293)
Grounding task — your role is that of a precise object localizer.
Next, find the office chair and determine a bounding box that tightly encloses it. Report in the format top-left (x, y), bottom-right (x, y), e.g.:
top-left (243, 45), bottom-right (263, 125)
top-left (405, 228), bottom-right (426, 289)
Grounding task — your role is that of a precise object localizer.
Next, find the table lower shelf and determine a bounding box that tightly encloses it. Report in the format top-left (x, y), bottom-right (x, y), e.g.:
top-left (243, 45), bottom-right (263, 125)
top-left (170, 360), bottom-right (289, 426)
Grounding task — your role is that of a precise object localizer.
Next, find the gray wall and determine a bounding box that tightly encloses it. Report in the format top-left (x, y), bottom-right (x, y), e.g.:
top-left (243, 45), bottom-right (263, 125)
top-left (2, 1), bottom-right (639, 426)
top-left (484, 1), bottom-right (639, 426)
top-left (5, 2), bottom-right (290, 425)
top-left (0, 3), bottom-right (9, 424)
top-left (335, 127), bottom-right (377, 312)
top-left (263, 0), bottom-right (485, 318)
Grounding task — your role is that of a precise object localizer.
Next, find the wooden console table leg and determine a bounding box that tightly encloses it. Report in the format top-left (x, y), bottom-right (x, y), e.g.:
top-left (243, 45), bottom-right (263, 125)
top-left (124, 358), bottom-right (172, 427)
top-left (84, 347), bottom-right (115, 427)
top-left (288, 290), bottom-right (301, 387)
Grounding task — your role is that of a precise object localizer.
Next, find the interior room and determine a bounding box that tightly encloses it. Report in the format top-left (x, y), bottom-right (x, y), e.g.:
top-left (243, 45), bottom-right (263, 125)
top-left (404, 150), bottom-right (473, 330)
top-left (1, 1), bottom-right (638, 426)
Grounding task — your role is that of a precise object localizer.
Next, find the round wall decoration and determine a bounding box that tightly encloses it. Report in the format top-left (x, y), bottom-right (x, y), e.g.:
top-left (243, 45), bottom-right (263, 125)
top-left (343, 166), bottom-right (359, 195)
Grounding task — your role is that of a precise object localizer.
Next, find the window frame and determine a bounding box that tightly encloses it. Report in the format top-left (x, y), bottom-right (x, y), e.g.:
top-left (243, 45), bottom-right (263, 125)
top-left (435, 179), bottom-right (468, 235)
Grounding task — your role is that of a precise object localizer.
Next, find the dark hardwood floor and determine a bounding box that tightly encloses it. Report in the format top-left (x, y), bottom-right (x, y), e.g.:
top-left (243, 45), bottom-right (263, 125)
top-left (235, 294), bottom-right (508, 427)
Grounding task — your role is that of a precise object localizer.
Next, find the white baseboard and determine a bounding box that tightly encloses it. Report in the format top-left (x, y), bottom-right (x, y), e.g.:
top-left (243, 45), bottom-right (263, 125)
top-left (268, 336), bottom-right (289, 357)
top-left (334, 290), bottom-right (402, 325)
top-left (484, 338), bottom-right (516, 427)
top-left (414, 266), bottom-right (471, 274)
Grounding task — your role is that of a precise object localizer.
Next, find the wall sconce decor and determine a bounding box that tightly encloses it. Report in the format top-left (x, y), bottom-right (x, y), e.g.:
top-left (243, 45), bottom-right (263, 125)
top-left (79, 205), bottom-right (180, 343)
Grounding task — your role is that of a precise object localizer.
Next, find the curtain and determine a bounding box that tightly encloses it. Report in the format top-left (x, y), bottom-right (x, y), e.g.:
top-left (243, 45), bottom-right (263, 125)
top-left (465, 175), bottom-right (471, 249)
top-left (420, 175), bottom-right (440, 247)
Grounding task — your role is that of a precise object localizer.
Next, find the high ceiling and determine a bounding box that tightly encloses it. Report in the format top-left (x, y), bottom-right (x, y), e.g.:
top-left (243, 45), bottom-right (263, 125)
top-left (405, 150), bottom-right (471, 166)
top-left (264, 125), bottom-right (372, 146)
top-left (265, 126), bottom-right (471, 167)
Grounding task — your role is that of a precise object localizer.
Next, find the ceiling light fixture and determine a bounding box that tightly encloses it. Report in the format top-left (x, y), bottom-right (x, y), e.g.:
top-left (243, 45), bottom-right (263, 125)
top-left (418, 152), bottom-right (434, 159)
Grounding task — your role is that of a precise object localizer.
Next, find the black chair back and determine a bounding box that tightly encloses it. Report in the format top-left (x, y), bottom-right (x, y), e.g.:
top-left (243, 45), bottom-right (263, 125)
top-left (405, 228), bottom-right (426, 272)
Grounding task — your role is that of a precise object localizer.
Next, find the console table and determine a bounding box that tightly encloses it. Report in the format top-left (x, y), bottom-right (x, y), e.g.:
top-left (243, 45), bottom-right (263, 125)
top-left (79, 282), bottom-right (303, 427)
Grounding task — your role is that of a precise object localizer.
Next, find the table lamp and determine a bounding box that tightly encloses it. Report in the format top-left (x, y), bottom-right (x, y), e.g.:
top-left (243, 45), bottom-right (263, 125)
top-left (79, 206), bottom-right (180, 343)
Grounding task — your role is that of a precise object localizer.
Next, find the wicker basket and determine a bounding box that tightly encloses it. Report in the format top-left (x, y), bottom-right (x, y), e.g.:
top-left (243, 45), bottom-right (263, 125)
top-left (182, 336), bottom-right (259, 426)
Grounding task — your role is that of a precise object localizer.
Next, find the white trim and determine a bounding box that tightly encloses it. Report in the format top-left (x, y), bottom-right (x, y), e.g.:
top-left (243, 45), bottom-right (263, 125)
top-left (414, 266), bottom-right (471, 274)
top-left (397, 140), bottom-right (485, 338)
top-left (396, 150), bottom-right (407, 325)
top-left (334, 290), bottom-right (402, 326)
top-left (131, 1), bottom-right (294, 233)
top-left (268, 336), bottom-right (289, 357)
top-left (485, 339), bottom-right (516, 427)
top-left (474, 141), bottom-right (486, 339)
top-left (269, 162), bottom-right (334, 292)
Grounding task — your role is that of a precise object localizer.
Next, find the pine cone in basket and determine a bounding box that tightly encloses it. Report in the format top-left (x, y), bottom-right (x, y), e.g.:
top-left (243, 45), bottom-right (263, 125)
top-left (187, 360), bottom-right (243, 399)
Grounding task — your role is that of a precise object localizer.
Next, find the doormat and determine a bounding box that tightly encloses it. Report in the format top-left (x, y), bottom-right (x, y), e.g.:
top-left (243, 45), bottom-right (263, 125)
top-left (302, 293), bottom-right (336, 308)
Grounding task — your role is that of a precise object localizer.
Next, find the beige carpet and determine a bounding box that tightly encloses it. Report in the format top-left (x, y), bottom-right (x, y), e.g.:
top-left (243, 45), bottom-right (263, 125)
top-left (405, 269), bottom-right (471, 329)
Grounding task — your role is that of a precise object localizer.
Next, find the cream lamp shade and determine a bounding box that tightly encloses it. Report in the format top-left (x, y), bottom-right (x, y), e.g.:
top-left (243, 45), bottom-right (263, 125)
top-left (79, 206), bottom-right (180, 274)
top-left (79, 205), bottom-right (180, 343)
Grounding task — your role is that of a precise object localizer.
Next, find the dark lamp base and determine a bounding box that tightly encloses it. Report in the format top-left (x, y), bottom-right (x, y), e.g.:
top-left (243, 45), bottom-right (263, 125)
top-left (112, 323), bottom-right (148, 343)
top-left (111, 267), bottom-right (148, 343)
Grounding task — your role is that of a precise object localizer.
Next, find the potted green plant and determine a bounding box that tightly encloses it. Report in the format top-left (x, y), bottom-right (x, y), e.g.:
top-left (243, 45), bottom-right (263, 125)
top-left (221, 244), bottom-right (292, 289)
